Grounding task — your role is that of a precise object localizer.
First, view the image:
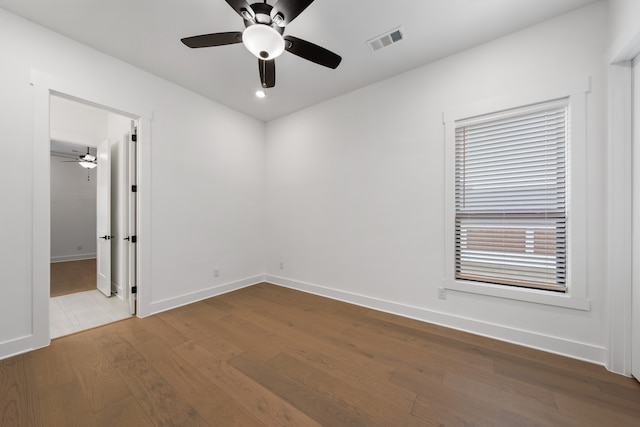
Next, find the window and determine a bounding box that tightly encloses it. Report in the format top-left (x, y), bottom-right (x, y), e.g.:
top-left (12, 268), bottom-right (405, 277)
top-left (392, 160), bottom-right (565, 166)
top-left (454, 99), bottom-right (568, 292)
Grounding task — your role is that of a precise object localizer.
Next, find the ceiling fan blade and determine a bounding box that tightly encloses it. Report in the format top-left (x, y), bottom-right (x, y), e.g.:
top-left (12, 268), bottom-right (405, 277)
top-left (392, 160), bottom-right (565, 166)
top-left (272, 0), bottom-right (315, 25)
top-left (181, 32), bottom-right (243, 48)
top-left (51, 153), bottom-right (77, 160)
top-left (284, 36), bottom-right (342, 69)
top-left (259, 59), bottom-right (276, 88)
top-left (224, 0), bottom-right (254, 18)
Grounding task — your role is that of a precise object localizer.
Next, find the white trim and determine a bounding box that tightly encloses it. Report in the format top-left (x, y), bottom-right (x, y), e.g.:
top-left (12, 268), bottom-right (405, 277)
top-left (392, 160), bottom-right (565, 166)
top-left (606, 62), bottom-right (634, 375)
top-left (606, 18), bottom-right (640, 379)
top-left (30, 76), bottom-right (52, 354)
top-left (265, 275), bottom-right (605, 365)
top-left (443, 77), bottom-right (590, 310)
top-left (144, 275), bottom-right (265, 317)
top-left (445, 280), bottom-right (589, 311)
top-left (135, 116), bottom-right (152, 317)
top-left (0, 335), bottom-right (38, 361)
top-left (50, 254), bottom-right (97, 263)
top-left (20, 68), bottom-right (153, 360)
top-left (111, 281), bottom-right (125, 300)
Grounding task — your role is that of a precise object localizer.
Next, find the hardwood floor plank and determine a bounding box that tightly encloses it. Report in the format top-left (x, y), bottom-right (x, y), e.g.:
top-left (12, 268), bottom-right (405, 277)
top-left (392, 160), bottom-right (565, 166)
top-left (228, 352), bottom-right (375, 427)
top-left (137, 315), bottom-right (190, 349)
top-left (94, 397), bottom-right (156, 427)
top-left (210, 289), bottom-right (422, 413)
top-left (38, 380), bottom-right (99, 427)
top-left (0, 358), bottom-right (43, 427)
top-left (50, 259), bottom-right (96, 297)
top-left (61, 332), bottom-right (131, 412)
top-left (218, 292), bottom-right (396, 378)
top-left (445, 361), bottom-right (558, 409)
top-left (173, 339), bottom-right (321, 427)
top-left (442, 369), bottom-right (578, 426)
top-left (95, 331), bottom-right (211, 427)
top-left (2, 283), bottom-right (639, 426)
top-left (149, 350), bottom-right (266, 426)
top-left (30, 340), bottom-right (76, 392)
top-left (266, 352), bottom-right (417, 426)
top-left (132, 336), bottom-right (266, 426)
top-left (554, 390), bottom-right (640, 425)
top-left (494, 358), bottom-right (640, 416)
top-left (412, 383), bottom-right (547, 427)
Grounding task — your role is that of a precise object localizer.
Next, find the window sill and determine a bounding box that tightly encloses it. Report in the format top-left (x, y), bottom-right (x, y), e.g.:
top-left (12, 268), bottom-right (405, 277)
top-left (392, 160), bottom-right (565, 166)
top-left (443, 280), bottom-right (590, 311)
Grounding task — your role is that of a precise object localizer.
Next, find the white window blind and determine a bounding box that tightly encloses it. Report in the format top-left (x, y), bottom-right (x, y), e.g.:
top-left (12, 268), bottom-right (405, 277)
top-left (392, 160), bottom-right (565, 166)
top-left (454, 99), bottom-right (568, 292)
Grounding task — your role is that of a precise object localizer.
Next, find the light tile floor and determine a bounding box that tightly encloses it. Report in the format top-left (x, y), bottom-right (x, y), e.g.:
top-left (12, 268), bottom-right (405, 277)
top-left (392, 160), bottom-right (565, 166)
top-left (50, 290), bottom-right (132, 338)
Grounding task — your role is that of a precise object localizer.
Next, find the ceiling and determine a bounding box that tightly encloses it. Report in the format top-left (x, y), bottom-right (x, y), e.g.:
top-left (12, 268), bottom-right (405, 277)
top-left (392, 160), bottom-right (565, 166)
top-left (51, 140), bottom-right (96, 159)
top-left (0, 0), bottom-right (598, 122)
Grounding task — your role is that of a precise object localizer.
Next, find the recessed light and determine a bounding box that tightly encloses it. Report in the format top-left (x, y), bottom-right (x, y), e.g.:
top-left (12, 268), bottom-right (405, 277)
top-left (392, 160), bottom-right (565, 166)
top-left (255, 90), bottom-right (266, 98)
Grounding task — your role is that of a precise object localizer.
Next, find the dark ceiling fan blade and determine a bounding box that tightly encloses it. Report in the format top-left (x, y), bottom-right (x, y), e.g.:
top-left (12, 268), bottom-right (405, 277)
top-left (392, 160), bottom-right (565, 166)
top-left (224, 0), bottom-right (254, 18)
top-left (272, 0), bottom-right (315, 25)
top-left (284, 36), bottom-right (342, 69)
top-left (181, 32), bottom-right (243, 48)
top-left (259, 59), bottom-right (276, 88)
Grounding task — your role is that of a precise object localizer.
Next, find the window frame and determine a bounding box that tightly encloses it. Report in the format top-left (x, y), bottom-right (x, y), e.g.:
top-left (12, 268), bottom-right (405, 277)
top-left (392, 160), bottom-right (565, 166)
top-left (442, 78), bottom-right (590, 311)
top-left (454, 99), bottom-right (568, 292)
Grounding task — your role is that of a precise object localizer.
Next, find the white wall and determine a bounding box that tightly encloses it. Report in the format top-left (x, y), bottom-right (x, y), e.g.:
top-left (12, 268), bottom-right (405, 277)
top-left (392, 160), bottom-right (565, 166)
top-left (265, 3), bottom-right (609, 364)
top-left (50, 95), bottom-right (109, 147)
top-left (0, 7), bottom-right (265, 358)
top-left (609, 0), bottom-right (640, 61)
top-left (50, 152), bottom-right (97, 262)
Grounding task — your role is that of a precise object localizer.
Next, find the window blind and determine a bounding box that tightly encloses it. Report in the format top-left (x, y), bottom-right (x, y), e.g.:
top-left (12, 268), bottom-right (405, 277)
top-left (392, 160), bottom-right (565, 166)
top-left (454, 100), bottom-right (568, 292)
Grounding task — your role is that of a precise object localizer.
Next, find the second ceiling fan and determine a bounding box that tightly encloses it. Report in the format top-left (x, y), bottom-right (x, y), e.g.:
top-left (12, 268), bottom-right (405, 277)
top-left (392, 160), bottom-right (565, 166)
top-left (181, 0), bottom-right (342, 89)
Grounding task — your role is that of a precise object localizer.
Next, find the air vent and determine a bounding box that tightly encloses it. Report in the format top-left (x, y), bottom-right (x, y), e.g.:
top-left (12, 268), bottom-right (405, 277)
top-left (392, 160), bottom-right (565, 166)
top-left (366, 27), bottom-right (404, 52)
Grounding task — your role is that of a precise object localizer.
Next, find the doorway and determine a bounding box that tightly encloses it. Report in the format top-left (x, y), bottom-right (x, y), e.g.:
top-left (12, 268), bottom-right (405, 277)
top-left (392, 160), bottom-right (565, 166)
top-left (49, 95), bottom-right (137, 338)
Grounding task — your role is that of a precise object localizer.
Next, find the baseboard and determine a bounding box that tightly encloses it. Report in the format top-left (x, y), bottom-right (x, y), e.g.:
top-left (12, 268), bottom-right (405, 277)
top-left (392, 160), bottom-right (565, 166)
top-left (0, 334), bottom-right (49, 362)
top-left (111, 281), bottom-right (125, 300)
top-left (264, 275), bottom-right (606, 366)
top-left (50, 254), bottom-right (96, 263)
top-left (142, 275), bottom-right (265, 317)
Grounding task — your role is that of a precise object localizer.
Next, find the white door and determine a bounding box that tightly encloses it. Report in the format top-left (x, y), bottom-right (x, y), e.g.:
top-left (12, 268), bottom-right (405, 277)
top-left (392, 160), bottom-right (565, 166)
top-left (126, 124), bottom-right (137, 314)
top-left (633, 56), bottom-right (640, 381)
top-left (96, 139), bottom-right (112, 297)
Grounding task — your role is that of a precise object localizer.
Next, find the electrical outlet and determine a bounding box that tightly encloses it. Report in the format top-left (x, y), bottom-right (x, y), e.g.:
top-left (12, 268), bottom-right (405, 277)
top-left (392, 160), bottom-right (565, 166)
top-left (279, 262), bottom-right (284, 270)
top-left (437, 287), bottom-right (447, 300)
top-left (214, 268), bottom-right (220, 278)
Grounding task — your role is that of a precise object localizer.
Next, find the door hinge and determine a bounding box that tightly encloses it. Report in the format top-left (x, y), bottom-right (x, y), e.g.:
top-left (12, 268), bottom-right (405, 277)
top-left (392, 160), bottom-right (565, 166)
top-left (131, 185), bottom-right (137, 192)
top-left (131, 286), bottom-right (137, 294)
top-left (131, 235), bottom-right (137, 243)
top-left (131, 134), bottom-right (137, 142)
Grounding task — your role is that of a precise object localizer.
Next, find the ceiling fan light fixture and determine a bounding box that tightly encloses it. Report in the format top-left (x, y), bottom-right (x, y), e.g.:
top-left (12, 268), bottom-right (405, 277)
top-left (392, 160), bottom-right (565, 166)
top-left (242, 24), bottom-right (284, 60)
top-left (79, 160), bottom-right (97, 169)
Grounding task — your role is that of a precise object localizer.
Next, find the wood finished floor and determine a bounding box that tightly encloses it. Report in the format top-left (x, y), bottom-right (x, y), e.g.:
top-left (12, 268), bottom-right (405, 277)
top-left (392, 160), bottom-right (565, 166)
top-left (1, 283), bottom-right (639, 426)
top-left (50, 259), bottom-right (96, 297)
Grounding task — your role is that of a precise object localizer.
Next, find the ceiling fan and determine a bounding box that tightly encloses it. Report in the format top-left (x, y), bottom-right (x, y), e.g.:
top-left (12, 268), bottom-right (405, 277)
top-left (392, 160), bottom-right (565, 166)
top-left (51, 146), bottom-right (97, 181)
top-left (52, 147), bottom-right (97, 169)
top-left (181, 0), bottom-right (342, 89)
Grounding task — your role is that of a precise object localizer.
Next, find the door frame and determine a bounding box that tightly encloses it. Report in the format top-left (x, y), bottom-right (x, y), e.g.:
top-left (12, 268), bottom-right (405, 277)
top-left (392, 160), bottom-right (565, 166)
top-left (607, 41), bottom-right (640, 376)
top-left (632, 56), bottom-right (640, 381)
top-left (31, 69), bottom-right (152, 351)
top-left (96, 138), bottom-right (112, 297)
